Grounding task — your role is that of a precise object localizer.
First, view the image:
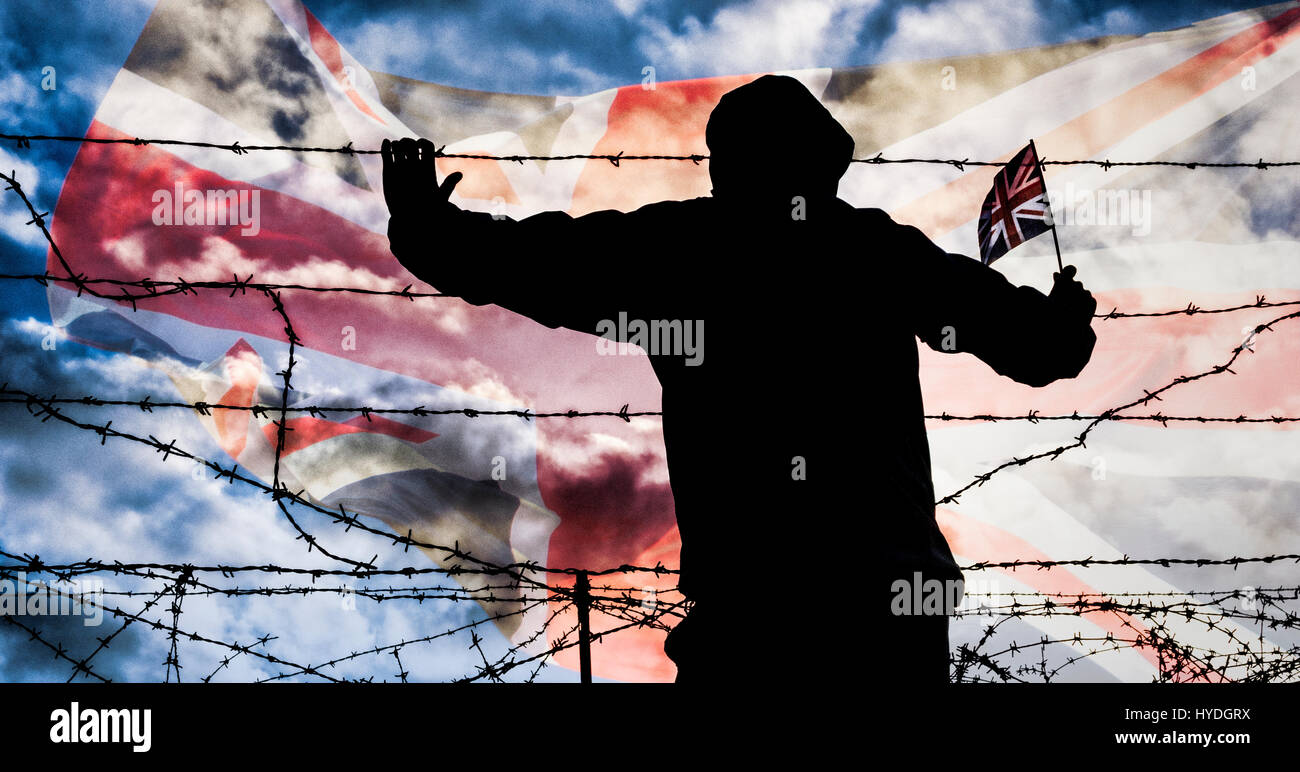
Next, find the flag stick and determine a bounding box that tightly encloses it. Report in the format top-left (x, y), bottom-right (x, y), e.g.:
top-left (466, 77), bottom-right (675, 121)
top-left (1029, 139), bottom-right (1065, 274)
top-left (1047, 219), bottom-right (1065, 274)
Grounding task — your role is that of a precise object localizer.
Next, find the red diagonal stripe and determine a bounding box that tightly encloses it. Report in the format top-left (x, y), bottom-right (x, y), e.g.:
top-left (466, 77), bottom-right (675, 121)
top-left (263, 414), bottom-right (438, 458)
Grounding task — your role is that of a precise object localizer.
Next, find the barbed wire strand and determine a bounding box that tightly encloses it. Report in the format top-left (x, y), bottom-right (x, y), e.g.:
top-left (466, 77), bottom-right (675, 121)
top-left (3, 132), bottom-right (1298, 170)
top-left (935, 307), bottom-right (1300, 505)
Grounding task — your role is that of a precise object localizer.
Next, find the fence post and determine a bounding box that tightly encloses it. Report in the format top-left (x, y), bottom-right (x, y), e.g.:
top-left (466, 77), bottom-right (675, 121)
top-left (575, 570), bottom-right (592, 684)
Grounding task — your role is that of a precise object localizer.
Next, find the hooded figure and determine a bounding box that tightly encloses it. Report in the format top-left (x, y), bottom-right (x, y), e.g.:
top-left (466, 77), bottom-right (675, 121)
top-left (384, 75), bottom-right (1096, 687)
top-left (705, 74), bottom-right (855, 205)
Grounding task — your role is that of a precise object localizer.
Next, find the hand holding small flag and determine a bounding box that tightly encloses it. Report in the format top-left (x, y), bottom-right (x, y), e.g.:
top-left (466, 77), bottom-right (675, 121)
top-left (1049, 265), bottom-right (1097, 321)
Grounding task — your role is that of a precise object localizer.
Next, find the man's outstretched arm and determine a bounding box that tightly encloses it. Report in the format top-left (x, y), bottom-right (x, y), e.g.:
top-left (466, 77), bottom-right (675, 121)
top-left (889, 214), bottom-right (1097, 386)
top-left (382, 137), bottom-right (633, 332)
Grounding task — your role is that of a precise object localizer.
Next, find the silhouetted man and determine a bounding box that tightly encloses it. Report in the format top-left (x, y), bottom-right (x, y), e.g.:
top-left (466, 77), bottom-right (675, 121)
top-left (383, 74), bottom-right (1096, 685)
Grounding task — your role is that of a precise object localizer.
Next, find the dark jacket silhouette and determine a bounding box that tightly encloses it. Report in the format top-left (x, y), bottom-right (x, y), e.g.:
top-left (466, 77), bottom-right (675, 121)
top-left (383, 74), bottom-right (1097, 685)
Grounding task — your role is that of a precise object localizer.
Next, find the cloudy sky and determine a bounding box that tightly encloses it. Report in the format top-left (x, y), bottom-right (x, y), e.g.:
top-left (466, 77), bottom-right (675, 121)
top-left (0, 0), bottom-right (1270, 308)
top-left (0, 0), bottom-right (1281, 682)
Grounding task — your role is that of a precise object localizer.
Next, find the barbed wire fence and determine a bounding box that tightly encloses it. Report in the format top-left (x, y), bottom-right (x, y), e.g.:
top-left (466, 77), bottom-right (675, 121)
top-left (2, 136), bottom-right (1300, 682)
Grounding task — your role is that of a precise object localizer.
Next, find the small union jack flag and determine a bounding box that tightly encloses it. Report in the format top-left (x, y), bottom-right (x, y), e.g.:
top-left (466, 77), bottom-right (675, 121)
top-left (977, 142), bottom-right (1054, 264)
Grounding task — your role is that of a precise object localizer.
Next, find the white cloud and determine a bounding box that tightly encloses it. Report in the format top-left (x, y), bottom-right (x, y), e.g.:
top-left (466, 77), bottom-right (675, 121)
top-left (539, 414), bottom-right (669, 485)
top-left (340, 14), bottom-right (610, 96)
top-left (1072, 6), bottom-right (1147, 40)
top-left (442, 356), bottom-right (532, 406)
top-left (612, 0), bottom-right (647, 18)
top-left (0, 70), bottom-right (38, 125)
top-left (102, 233), bottom-right (148, 272)
top-left (636, 0), bottom-right (880, 77)
top-left (131, 235), bottom-right (469, 334)
top-left (876, 0), bottom-right (1048, 63)
top-left (875, 0), bottom-right (1151, 64)
top-left (0, 146), bottom-right (48, 247)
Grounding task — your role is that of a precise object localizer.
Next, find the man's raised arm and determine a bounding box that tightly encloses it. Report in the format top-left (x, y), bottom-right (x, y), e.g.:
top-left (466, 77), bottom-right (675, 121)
top-left (382, 137), bottom-right (629, 332)
top-left (885, 212), bottom-right (1097, 386)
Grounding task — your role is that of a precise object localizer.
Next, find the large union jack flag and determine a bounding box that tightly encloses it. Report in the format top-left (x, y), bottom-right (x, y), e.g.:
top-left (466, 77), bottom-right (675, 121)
top-left (977, 142), bottom-right (1053, 264)
top-left (29, 0), bottom-right (1300, 684)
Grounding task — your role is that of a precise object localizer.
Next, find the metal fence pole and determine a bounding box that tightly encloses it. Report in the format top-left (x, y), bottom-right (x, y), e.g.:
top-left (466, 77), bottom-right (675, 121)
top-left (575, 570), bottom-right (592, 684)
